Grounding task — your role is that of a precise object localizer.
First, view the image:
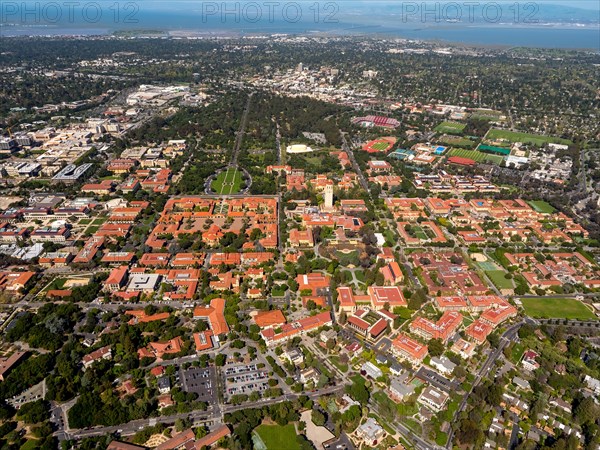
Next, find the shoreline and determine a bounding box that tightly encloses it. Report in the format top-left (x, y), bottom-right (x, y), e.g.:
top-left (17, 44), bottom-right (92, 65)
top-left (0, 23), bottom-right (599, 51)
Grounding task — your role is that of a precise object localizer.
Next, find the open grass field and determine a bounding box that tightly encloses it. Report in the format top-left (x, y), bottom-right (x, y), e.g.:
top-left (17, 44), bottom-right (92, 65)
top-left (435, 121), bottom-right (466, 135)
top-left (521, 297), bottom-right (597, 320)
top-left (483, 154), bottom-right (505, 165)
top-left (485, 270), bottom-right (514, 290)
top-left (438, 136), bottom-right (475, 148)
top-left (212, 167), bottom-right (242, 194)
top-left (528, 200), bottom-right (556, 214)
top-left (487, 129), bottom-right (572, 146)
top-left (254, 424), bottom-right (301, 450)
top-left (470, 109), bottom-right (505, 121)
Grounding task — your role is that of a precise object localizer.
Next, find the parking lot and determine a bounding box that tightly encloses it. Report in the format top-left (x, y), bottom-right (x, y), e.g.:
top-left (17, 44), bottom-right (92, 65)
top-left (415, 366), bottom-right (458, 393)
top-left (224, 363), bottom-right (270, 399)
top-left (179, 366), bottom-right (218, 404)
top-left (8, 379), bottom-right (45, 408)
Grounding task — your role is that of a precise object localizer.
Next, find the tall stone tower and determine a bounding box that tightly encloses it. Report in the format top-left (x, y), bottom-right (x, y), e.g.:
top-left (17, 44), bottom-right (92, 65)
top-left (324, 184), bottom-right (333, 210)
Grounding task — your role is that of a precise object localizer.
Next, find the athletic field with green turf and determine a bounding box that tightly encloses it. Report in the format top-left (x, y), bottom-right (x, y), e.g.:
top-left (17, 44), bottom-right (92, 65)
top-left (438, 136), bottom-right (475, 148)
top-left (212, 167), bottom-right (242, 195)
top-left (485, 270), bottom-right (513, 290)
top-left (447, 148), bottom-right (504, 165)
top-left (447, 148), bottom-right (485, 162)
top-left (527, 201), bottom-right (556, 214)
top-left (435, 121), bottom-right (466, 135)
top-left (253, 424), bottom-right (300, 450)
top-left (362, 137), bottom-right (396, 153)
top-left (521, 297), bottom-right (597, 320)
top-left (486, 129), bottom-right (572, 147)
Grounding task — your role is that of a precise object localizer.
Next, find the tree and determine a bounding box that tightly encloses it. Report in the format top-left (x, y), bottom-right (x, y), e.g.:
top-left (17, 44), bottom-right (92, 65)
top-left (311, 409), bottom-right (326, 426)
top-left (487, 333), bottom-right (500, 348)
top-left (428, 338), bottom-right (445, 357)
top-left (456, 419), bottom-right (483, 446)
top-left (345, 379), bottom-right (369, 405)
top-left (16, 400), bottom-right (50, 424)
top-left (574, 397), bottom-right (600, 425)
top-left (215, 354), bottom-right (226, 366)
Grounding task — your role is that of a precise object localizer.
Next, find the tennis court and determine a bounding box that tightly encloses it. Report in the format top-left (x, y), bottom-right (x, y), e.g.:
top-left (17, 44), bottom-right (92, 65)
top-left (477, 260), bottom-right (500, 271)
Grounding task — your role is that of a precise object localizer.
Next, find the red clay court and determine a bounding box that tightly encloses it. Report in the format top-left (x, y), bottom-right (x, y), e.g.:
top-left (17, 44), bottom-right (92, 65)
top-left (362, 136), bottom-right (397, 153)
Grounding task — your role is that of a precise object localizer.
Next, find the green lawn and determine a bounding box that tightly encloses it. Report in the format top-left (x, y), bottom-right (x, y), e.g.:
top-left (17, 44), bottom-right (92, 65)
top-left (487, 129), bottom-right (572, 146)
top-left (411, 226), bottom-right (428, 240)
top-left (470, 109), bottom-right (505, 121)
top-left (528, 200), bottom-right (556, 214)
top-left (212, 167), bottom-right (243, 194)
top-left (20, 440), bottom-right (39, 450)
top-left (510, 342), bottom-right (525, 364)
top-left (330, 356), bottom-right (349, 373)
top-left (436, 431), bottom-right (448, 446)
top-left (334, 249), bottom-right (360, 266)
top-left (271, 287), bottom-right (287, 297)
top-left (521, 297), bottom-right (597, 320)
top-left (435, 121), bottom-right (466, 135)
top-left (355, 270), bottom-right (366, 283)
top-left (486, 270), bottom-right (514, 290)
top-left (42, 277), bottom-right (67, 293)
top-left (483, 154), bottom-right (505, 165)
top-left (85, 225), bottom-right (100, 235)
top-left (254, 424), bottom-right (301, 450)
top-left (438, 136), bottom-right (475, 148)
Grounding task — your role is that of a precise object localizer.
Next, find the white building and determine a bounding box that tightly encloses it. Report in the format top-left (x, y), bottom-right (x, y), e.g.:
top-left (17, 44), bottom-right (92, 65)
top-left (286, 144), bottom-right (313, 154)
top-left (355, 417), bottom-right (385, 446)
top-left (430, 356), bottom-right (456, 375)
top-left (417, 386), bottom-right (449, 412)
top-left (361, 361), bottom-right (383, 380)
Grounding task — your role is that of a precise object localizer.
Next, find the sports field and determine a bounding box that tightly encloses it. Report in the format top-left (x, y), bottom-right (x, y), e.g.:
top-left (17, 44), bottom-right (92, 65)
top-left (483, 154), bottom-right (505, 165)
top-left (521, 297), bottom-right (597, 320)
top-left (485, 270), bottom-right (513, 290)
top-left (253, 424), bottom-right (300, 450)
top-left (447, 148), bottom-right (486, 162)
top-left (435, 121), bottom-right (466, 135)
top-left (372, 141), bottom-right (392, 151)
top-left (487, 129), bottom-right (572, 146)
top-left (447, 148), bottom-right (504, 165)
top-left (362, 137), bottom-right (396, 153)
top-left (212, 167), bottom-right (242, 194)
top-left (527, 200), bottom-right (556, 214)
top-left (438, 136), bottom-right (475, 148)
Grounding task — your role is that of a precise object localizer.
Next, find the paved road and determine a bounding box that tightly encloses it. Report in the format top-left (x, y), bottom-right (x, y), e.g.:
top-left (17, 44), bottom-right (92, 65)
top-left (62, 384), bottom-right (345, 441)
top-left (368, 399), bottom-right (444, 450)
top-left (339, 130), bottom-right (371, 197)
top-left (230, 92), bottom-right (254, 166)
top-left (445, 321), bottom-right (523, 448)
